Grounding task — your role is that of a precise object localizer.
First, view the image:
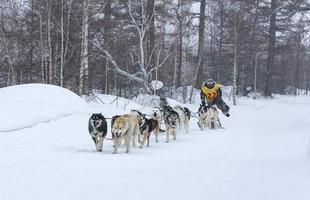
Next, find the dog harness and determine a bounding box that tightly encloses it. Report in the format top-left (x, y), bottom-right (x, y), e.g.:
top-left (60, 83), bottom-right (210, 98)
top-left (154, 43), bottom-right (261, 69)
top-left (201, 84), bottom-right (221, 103)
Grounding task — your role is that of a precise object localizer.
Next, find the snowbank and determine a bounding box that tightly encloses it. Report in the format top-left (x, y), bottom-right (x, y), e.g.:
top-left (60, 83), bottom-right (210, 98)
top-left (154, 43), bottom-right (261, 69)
top-left (0, 84), bottom-right (91, 132)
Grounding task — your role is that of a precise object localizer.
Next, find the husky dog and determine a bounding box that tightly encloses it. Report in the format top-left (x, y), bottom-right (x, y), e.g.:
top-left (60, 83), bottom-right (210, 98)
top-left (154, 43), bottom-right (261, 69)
top-left (164, 106), bottom-right (180, 143)
top-left (173, 105), bottom-right (190, 133)
top-left (198, 105), bottom-right (219, 130)
top-left (137, 114), bottom-right (159, 148)
top-left (88, 113), bottom-right (107, 151)
top-left (111, 114), bottom-right (139, 154)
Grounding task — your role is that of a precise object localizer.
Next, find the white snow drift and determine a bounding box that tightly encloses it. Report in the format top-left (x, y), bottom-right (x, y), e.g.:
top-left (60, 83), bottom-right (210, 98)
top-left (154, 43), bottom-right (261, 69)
top-left (0, 84), bottom-right (91, 132)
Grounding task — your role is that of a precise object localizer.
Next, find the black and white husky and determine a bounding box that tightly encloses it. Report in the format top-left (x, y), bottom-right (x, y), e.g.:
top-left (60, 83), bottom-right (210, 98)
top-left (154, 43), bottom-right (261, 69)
top-left (163, 105), bottom-right (180, 143)
top-left (197, 105), bottom-right (219, 130)
top-left (137, 114), bottom-right (160, 148)
top-left (88, 113), bottom-right (107, 151)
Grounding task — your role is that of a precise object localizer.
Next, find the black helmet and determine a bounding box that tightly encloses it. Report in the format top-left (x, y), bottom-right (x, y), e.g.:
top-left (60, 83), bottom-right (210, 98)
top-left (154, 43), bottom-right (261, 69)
top-left (204, 79), bottom-right (215, 89)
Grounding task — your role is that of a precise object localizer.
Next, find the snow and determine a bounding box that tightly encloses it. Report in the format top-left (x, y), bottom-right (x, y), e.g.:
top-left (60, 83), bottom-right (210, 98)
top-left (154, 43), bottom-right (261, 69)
top-left (0, 84), bottom-right (310, 200)
top-left (0, 84), bottom-right (92, 132)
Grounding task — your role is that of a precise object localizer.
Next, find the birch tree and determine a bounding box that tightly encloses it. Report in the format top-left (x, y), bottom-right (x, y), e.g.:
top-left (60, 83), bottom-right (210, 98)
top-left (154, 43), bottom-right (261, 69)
top-left (60, 0), bottom-right (64, 87)
top-left (47, 0), bottom-right (53, 84)
top-left (190, 0), bottom-right (206, 103)
top-left (194, 0), bottom-right (206, 89)
top-left (232, 0), bottom-right (244, 105)
top-left (79, 0), bottom-right (91, 95)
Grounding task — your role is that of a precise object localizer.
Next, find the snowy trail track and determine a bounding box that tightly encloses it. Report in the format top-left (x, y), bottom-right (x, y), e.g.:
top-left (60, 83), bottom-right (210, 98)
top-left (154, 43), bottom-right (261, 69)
top-left (1, 95), bottom-right (310, 200)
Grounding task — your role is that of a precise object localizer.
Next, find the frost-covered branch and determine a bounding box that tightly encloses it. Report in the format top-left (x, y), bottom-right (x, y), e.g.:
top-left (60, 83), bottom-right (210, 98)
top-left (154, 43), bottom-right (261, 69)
top-left (92, 36), bottom-right (151, 91)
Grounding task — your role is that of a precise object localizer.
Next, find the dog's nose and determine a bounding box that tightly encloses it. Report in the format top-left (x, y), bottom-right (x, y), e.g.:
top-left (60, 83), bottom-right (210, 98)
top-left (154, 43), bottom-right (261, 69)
top-left (115, 132), bottom-right (121, 138)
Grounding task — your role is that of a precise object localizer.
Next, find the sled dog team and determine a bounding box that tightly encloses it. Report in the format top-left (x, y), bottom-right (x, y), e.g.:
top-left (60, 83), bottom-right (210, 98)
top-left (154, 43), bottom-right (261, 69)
top-left (88, 104), bottom-right (220, 154)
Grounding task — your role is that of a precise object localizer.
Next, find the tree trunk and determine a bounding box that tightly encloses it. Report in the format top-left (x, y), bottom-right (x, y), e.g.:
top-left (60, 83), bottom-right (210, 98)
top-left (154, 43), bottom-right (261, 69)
top-left (232, 1), bottom-right (244, 105)
top-left (177, 22), bottom-right (182, 88)
top-left (232, 14), bottom-right (239, 105)
top-left (217, 0), bottom-right (224, 83)
top-left (294, 34), bottom-right (302, 95)
top-left (39, 13), bottom-right (45, 83)
top-left (306, 62), bottom-right (309, 95)
top-left (64, 0), bottom-right (73, 77)
top-left (60, 0), bottom-right (64, 87)
top-left (79, 0), bottom-right (90, 95)
top-left (190, 0), bottom-right (206, 103)
top-left (264, 0), bottom-right (277, 97)
top-left (47, 0), bottom-right (53, 84)
top-left (103, 0), bottom-right (112, 94)
top-left (146, 0), bottom-right (155, 71)
top-left (5, 42), bottom-right (16, 86)
top-left (246, 0), bottom-right (259, 88)
top-left (173, 52), bottom-right (177, 88)
top-left (194, 0), bottom-right (206, 88)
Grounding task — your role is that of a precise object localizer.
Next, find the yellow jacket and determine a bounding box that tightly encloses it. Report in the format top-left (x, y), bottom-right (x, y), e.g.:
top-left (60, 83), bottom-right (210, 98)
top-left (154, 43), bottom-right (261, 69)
top-left (201, 84), bottom-right (221, 103)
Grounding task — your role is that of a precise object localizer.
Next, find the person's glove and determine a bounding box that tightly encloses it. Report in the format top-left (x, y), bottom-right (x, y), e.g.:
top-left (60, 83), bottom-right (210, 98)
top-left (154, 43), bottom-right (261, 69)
top-left (201, 101), bottom-right (206, 106)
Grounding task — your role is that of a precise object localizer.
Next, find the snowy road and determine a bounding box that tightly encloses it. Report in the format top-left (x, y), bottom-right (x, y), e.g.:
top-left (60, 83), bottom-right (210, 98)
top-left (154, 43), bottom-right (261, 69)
top-left (1, 89), bottom-right (310, 200)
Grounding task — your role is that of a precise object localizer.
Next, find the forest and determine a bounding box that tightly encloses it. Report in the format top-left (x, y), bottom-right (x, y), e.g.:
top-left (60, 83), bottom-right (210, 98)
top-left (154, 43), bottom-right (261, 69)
top-left (1, 0), bottom-right (310, 101)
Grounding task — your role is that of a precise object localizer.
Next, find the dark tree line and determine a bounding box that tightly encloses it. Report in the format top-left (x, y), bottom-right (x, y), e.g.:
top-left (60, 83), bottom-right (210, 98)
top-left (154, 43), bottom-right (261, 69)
top-left (1, 0), bottom-right (310, 100)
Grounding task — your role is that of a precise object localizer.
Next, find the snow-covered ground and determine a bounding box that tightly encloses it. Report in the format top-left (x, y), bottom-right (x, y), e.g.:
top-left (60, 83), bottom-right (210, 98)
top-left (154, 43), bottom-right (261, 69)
top-left (0, 84), bottom-right (91, 132)
top-left (0, 84), bottom-right (310, 200)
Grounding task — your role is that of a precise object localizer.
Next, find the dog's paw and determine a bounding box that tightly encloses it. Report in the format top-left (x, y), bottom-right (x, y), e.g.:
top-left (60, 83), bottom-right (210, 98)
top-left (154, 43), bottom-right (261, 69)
top-left (139, 145), bottom-right (143, 149)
